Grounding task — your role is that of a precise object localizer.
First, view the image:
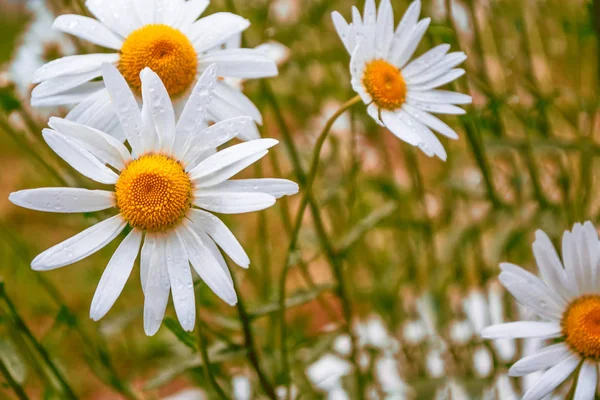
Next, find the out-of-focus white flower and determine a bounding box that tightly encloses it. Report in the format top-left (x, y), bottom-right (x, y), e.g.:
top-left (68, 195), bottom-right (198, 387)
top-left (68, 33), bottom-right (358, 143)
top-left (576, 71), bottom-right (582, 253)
top-left (448, 319), bottom-right (473, 345)
top-left (416, 292), bottom-right (438, 338)
top-left (270, 0), bottom-right (300, 24)
top-left (328, 386), bottom-right (350, 400)
top-left (232, 375), bottom-right (251, 400)
top-left (403, 319), bottom-right (428, 346)
top-left (355, 316), bottom-right (393, 349)
top-left (472, 345), bottom-right (493, 378)
top-left (482, 222), bottom-right (600, 400)
top-left (435, 380), bottom-right (469, 400)
top-left (333, 334), bottom-right (352, 357)
top-left (463, 288), bottom-right (488, 333)
top-left (425, 348), bottom-right (445, 378)
top-left (256, 41), bottom-right (291, 67)
top-left (483, 374), bottom-right (518, 400)
top-left (488, 281), bottom-right (516, 362)
top-left (163, 389), bottom-right (206, 400)
top-left (276, 385), bottom-right (298, 400)
top-left (332, 0), bottom-right (471, 160)
top-left (9, 65), bottom-right (298, 336)
top-left (306, 354), bottom-right (352, 392)
top-left (374, 355), bottom-right (412, 397)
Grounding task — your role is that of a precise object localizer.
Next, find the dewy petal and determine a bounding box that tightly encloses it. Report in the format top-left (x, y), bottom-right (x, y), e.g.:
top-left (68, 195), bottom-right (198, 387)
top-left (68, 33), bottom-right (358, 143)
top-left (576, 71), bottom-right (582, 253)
top-left (166, 231), bottom-right (195, 332)
top-left (139, 68), bottom-right (176, 154)
top-left (140, 234), bottom-right (155, 294)
top-left (331, 11), bottom-right (352, 53)
top-left (34, 54), bottom-right (119, 84)
top-left (533, 231), bottom-right (572, 297)
top-left (66, 89), bottom-right (125, 142)
top-left (101, 63), bottom-right (145, 156)
top-left (53, 15), bottom-right (123, 49)
top-left (132, 0), bottom-right (155, 26)
top-left (32, 70), bottom-right (103, 99)
top-left (153, 0), bottom-right (185, 26)
top-left (199, 179), bottom-right (299, 199)
top-left (402, 103), bottom-right (459, 139)
top-left (144, 235), bottom-right (170, 336)
top-left (481, 321), bottom-right (562, 339)
top-left (375, 0), bottom-right (394, 57)
top-left (31, 215), bottom-right (126, 271)
top-left (508, 343), bottom-right (571, 377)
top-left (182, 117), bottom-right (257, 168)
top-left (562, 230), bottom-right (581, 294)
top-left (180, 222), bottom-right (238, 305)
top-left (498, 271), bottom-right (565, 320)
top-left (574, 361), bottom-right (597, 400)
top-left (394, 18), bottom-right (431, 69)
top-left (173, 65), bottom-right (218, 160)
top-left (396, 110), bottom-right (447, 160)
top-left (402, 44), bottom-right (451, 79)
top-left (90, 229), bottom-right (142, 321)
top-left (522, 355), bottom-right (579, 400)
top-left (405, 99), bottom-right (466, 115)
top-left (48, 117), bottom-right (131, 170)
top-left (407, 90), bottom-right (472, 105)
top-left (31, 82), bottom-right (104, 108)
top-left (185, 13), bottom-right (250, 53)
top-left (409, 69), bottom-right (465, 91)
top-left (194, 192), bottom-right (276, 214)
top-left (187, 209), bottom-right (250, 268)
top-left (42, 129), bottom-right (119, 184)
top-left (86, 0), bottom-right (140, 38)
top-left (499, 262), bottom-right (567, 308)
top-left (179, 0), bottom-right (210, 28)
top-left (200, 49), bottom-right (278, 79)
top-left (194, 229), bottom-right (232, 281)
top-left (380, 110), bottom-right (421, 146)
top-left (210, 81), bottom-right (263, 126)
top-left (189, 139), bottom-right (278, 186)
top-left (408, 52), bottom-right (467, 85)
top-left (9, 188), bottom-right (114, 213)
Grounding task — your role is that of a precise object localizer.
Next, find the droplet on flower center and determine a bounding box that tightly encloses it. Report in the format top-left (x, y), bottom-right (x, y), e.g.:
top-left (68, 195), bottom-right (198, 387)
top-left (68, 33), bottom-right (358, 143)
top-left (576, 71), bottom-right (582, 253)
top-left (562, 295), bottom-right (600, 359)
top-left (116, 155), bottom-right (192, 232)
top-left (119, 24), bottom-right (198, 97)
top-left (362, 59), bottom-right (407, 111)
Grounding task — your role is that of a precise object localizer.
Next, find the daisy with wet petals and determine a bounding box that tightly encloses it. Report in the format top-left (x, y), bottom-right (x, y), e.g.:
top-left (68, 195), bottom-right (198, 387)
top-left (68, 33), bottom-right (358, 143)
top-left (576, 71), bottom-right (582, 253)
top-left (32, 0), bottom-right (277, 140)
top-left (332, 0), bottom-right (472, 160)
top-left (10, 63), bottom-right (298, 336)
top-left (482, 222), bottom-right (600, 400)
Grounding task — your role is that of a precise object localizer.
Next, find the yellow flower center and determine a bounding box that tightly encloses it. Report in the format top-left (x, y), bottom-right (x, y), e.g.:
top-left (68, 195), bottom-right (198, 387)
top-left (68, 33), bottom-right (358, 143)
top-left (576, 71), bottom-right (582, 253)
top-left (119, 24), bottom-right (198, 97)
top-left (562, 295), bottom-right (600, 359)
top-left (362, 59), bottom-right (406, 110)
top-left (116, 155), bottom-right (192, 232)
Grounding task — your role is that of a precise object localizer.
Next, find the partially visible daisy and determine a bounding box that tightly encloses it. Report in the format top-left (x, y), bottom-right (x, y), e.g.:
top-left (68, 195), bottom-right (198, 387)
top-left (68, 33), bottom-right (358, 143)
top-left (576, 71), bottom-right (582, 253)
top-left (331, 0), bottom-right (472, 160)
top-left (482, 222), bottom-right (600, 400)
top-left (10, 63), bottom-right (298, 335)
top-left (32, 0), bottom-right (277, 140)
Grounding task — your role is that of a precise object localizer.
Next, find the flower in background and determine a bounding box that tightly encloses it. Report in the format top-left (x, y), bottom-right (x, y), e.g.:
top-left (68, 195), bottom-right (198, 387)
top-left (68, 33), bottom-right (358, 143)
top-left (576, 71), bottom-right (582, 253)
top-left (331, 0), bottom-right (471, 160)
top-left (482, 222), bottom-right (600, 400)
top-left (9, 64), bottom-right (298, 335)
top-left (31, 0), bottom-right (277, 140)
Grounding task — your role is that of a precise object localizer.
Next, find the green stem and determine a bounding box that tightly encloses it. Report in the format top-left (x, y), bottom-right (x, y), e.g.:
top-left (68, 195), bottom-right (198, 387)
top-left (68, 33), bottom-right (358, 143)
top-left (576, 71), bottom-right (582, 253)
top-left (196, 315), bottom-right (229, 400)
top-left (0, 355), bottom-right (29, 400)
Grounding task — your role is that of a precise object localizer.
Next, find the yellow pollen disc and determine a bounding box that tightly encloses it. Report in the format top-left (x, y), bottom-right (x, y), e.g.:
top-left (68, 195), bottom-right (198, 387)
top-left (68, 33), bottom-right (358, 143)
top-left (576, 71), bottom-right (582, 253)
top-left (362, 59), bottom-right (407, 111)
top-left (119, 24), bottom-right (198, 97)
top-left (562, 295), bottom-right (600, 359)
top-left (116, 155), bottom-right (192, 232)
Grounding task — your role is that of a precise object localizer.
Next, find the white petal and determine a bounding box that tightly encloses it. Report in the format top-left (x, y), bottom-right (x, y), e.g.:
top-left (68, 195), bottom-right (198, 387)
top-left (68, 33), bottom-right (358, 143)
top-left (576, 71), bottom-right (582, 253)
top-left (66, 89), bottom-right (125, 142)
top-left (408, 52), bottom-right (467, 85)
top-left (394, 0), bottom-right (420, 36)
top-left (375, 0), bottom-right (394, 57)
top-left (397, 110), bottom-right (447, 160)
top-left (48, 117), bottom-right (131, 170)
top-left (499, 262), bottom-right (567, 307)
top-left (194, 192), bottom-right (276, 214)
top-left (331, 11), bottom-right (352, 53)
top-left (32, 69), bottom-right (103, 99)
top-left (86, 0), bottom-right (139, 38)
top-left (140, 234), bottom-right (155, 294)
top-left (154, 0), bottom-right (184, 26)
top-left (194, 229), bottom-right (232, 280)
top-left (409, 68), bottom-right (465, 91)
top-left (187, 209), bottom-right (249, 268)
top-left (132, 0), bottom-right (155, 25)
top-left (380, 110), bottom-right (421, 146)
top-left (402, 44), bottom-right (450, 79)
top-left (532, 235), bottom-right (572, 300)
top-left (9, 188), bottom-right (114, 213)
top-left (407, 90), bottom-right (472, 105)
top-left (180, 222), bottom-right (237, 305)
top-left (189, 139), bottom-right (278, 186)
top-left (405, 99), bottom-right (466, 115)
top-left (90, 229), bottom-right (142, 321)
top-left (140, 68), bottom-right (176, 153)
top-left (31, 215), bottom-right (126, 271)
top-left (393, 18), bottom-right (431, 69)
top-left (42, 129), bottom-right (119, 184)
top-left (200, 49), bottom-right (278, 79)
top-left (498, 271), bottom-right (565, 320)
top-left (402, 103), bottom-right (459, 139)
top-left (144, 236), bottom-right (170, 336)
top-left (173, 65), bottom-right (218, 160)
top-left (53, 15), bottom-right (123, 49)
top-left (182, 117), bottom-right (257, 168)
top-left (31, 82), bottom-right (104, 108)
top-left (185, 13), bottom-right (250, 53)
top-left (210, 81), bottom-right (263, 126)
top-left (199, 179), bottom-right (299, 199)
top-left (508, 343), bottom-right (571, 377)
top-left (166, 232), bottom-right (195, 331)
top-left (563, 230), bottom-right (581, 294)
top-left (179, 0), bottom-right (210, 27)
top-left (101, 63), bottom-right (145, 156)
top-left (574, 361), bottom-right (597, 400)
top-left (481, 321), bottom-right (562, 339)
top-left (34, 54), bottom-right (119, 84)
top-left (522, 355), bottom-right (579, 400)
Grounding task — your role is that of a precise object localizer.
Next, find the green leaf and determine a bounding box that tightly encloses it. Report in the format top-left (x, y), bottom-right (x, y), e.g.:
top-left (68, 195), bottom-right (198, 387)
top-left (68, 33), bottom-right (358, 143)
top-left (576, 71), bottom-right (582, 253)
top-left (164, 317), bottom-right (197, 352)
top-left (248, 283), bottom-right (336, 318)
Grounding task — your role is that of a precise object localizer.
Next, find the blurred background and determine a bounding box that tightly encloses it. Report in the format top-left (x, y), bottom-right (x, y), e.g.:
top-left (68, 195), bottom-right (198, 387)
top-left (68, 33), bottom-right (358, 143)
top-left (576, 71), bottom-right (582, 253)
top-left (0, 0), bottom-right (598, 398)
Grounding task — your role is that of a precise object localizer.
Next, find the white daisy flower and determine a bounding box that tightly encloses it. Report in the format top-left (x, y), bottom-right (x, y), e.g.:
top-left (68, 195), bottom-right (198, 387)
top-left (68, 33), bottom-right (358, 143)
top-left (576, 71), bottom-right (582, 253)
top-left (331, 0), bottom-right (472, 160)
top-left (482, 222), bottom-right (600, 400)
top-left (31, 0), bottom-right (277, 140)
top-left (10, 63), bottom-right (298, 336)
